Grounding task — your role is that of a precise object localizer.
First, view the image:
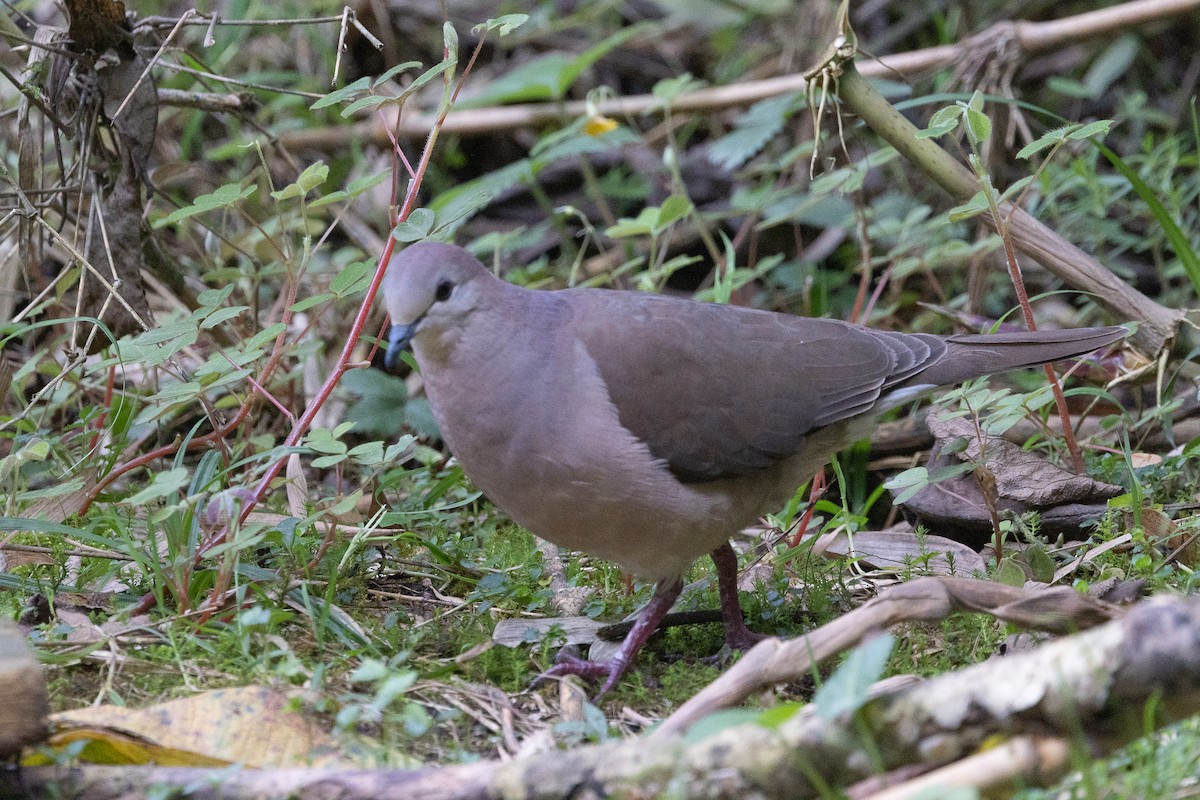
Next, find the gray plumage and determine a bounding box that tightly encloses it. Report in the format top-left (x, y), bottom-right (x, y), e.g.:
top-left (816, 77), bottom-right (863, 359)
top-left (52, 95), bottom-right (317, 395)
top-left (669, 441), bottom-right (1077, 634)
top-left (384, 241), bottom-right (1124, 690)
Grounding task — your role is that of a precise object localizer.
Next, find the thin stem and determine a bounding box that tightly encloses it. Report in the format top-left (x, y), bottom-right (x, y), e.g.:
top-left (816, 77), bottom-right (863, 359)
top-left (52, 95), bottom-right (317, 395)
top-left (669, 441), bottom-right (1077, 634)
top-left (183, 33), bottom-right (492, 621)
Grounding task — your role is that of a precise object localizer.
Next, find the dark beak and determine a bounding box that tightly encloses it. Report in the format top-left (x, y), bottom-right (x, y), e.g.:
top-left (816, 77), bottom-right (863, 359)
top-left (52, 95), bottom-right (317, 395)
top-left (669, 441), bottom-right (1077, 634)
top-left (385, 322), bottom-right (417, 370)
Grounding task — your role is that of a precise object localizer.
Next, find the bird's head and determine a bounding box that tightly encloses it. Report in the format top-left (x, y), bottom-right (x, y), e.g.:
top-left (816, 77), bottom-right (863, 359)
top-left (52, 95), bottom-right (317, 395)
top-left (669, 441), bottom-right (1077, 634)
top-left (382, 241), bottom-right (492, 368)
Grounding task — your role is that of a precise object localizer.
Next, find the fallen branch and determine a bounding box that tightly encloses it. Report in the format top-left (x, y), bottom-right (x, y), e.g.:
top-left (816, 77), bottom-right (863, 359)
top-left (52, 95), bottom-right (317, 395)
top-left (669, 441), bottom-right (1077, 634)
top-left (274, 0), bottom-right (1200, 148)
top-left (28, 587), bottom-right (1200, 800)
top-left (655, 576), bottom-right (1120, 737)
top-left (849, 735), bottom-right (1072, 799)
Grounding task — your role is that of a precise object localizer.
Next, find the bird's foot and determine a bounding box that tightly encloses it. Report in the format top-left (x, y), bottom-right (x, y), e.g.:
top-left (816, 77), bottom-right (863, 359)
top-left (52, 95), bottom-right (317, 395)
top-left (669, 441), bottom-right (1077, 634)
top-left (535, 651), bottom-right (632, 698)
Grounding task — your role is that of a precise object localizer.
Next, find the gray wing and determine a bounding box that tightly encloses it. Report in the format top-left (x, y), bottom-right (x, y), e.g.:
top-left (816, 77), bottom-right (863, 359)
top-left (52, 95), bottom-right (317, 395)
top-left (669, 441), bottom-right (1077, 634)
top-left (568, 290), bottom-right (943, 483)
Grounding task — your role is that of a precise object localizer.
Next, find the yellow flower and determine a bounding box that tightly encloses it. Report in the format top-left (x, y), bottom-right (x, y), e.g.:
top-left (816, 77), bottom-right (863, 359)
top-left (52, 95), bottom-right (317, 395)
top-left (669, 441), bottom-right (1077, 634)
top-left (584, 115), bottom-right (618, 136)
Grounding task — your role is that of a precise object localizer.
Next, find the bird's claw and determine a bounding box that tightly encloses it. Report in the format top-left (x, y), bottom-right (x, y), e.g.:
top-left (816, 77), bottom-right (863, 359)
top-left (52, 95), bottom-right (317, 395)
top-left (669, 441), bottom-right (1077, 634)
top-left (534, 651), bottom-right (630, 698)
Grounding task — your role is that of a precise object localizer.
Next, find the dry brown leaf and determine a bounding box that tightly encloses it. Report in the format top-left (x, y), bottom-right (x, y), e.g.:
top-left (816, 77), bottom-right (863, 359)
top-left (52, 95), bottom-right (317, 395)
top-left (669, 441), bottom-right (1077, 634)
top-left (899, 411), bottom-right (1124, 545)
top-left (492, 616), bottom-right (606, 648)
top-left (927, 413), bottom-right (1123, 506)
top-left (806, 523), bottom-right (987, 577)
top-left (49, 686), bottom-right (349, 768)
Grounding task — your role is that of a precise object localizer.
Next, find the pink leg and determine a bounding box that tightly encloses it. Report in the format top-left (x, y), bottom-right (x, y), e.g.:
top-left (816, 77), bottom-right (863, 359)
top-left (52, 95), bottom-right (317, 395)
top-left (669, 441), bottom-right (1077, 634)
top-left (539, 577), bottom-right (683, 697)
top-left (710, 542), bottom-right (765, 650)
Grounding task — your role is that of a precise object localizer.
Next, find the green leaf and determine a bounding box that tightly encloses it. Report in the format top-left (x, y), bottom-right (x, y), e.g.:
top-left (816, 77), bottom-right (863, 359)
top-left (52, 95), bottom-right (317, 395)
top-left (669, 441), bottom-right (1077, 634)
top-left (0, 438), bottom-right (51, 483)
top-left (330, 261), bottom-right (372, 297)
top-left (309, 167), bottom-right (391, 209)
top-left (121, 468), bottom-right (190, 505)
top-left (347, 441), bottom-right (384, 466)
top-left (1046, 76), bottom-right (1095, 98)
top-left (341, 94), bottom-right (393, 117)
top-left (289, 293), bottom-right (334, 312)
top-left (199, 306), bottom-right (248, 329)
top-left (680, 708), bottom-right (765, 745)
top-left (928, 461), bottom-right (975, 483)
top-left (918, 106), bottom-right (961, 139)
top-left (430, 160), bottom-right (532, 235)
top-left (117, 323), bottom-right (199, 366)
top-left (393, 208), bottom-right (436, 242)
top-left (947, 191), bottom-right (990, 222)
top-left (994, 557), bottom-right (1026, 587)
top-left (374, 670), bottom-right (420, 709)
top-left (707, 93), bottom-right (798, 170)
top-left (373, 61), bottom-right (423, 88)
top-left (1016, 126), bottom-right (1071, 160)
top-left (605, 206), bottom-right (658, 238)
top-left (270, 162), bottom-right (330, 201)
top-left (345, 169), bottom-right (390, 196)
top-left (655, 194), bottom-right (693, 231)
top-left (1024, 545), bottom-right (1056, 584)
top-left (0, 517), bottom-right (116, 551)
top-left (464, 24), bottom-right (651, 107)
top-left (1083, 34), bottom-right (1138, 97)
top-left (130, 321), bottom-right (195, 347)
top-left (342, 368), bottom-right (408, 438)
top-left (883, 467), bottom-right (929, 505)
top-left (310, 76), bottom-right (371, 110)
top-left (530, 120), bottom-right (636, 165)
top-left (305, 427), bottom-right (350, 457)
top-left (398, 59), bottom-right (455, 102)
top-left (196, 285), bottom-right (235, 308)
top-left (21, 478), bottom-right (86, 501)
top-left (964, 105), bottom-right (992, 144)
top-left (813, 633), bottom-right (894, 719)
top-left (298, 162), bottom-right (329, 192)
top-left (308, 190), bottom-right (347, 209)
top-left (312, 454), bottom-right (346, 469)
top-left (329, 491), bottom-right (361, 517)
top-left (1067, 119), bottom-right (1113, 141)
top-left (652, 73), bottom-right (707, 105)
top-left (24, 439), bottom-right (50, 461)
top-left (157, 183), bottom-right (256, 226)
top-left (460, 53), bottom-right (570, 105)
top-left (1096, 142), bottom-right (1200, 294)
top-left (999, 175), bottom-right (1035, 202)
top-left (246, 322), bottom-right (287, 349)
top-left (350, 659), bottom-right (389, 682)
top-left (473, 14), bottom-right (528, 36)
top-left (755, 702), bottom-right (804, 729)
top-left (404, 396), bottom-right (440, 439)
top-left (152, 381), bottom-right (203, 405)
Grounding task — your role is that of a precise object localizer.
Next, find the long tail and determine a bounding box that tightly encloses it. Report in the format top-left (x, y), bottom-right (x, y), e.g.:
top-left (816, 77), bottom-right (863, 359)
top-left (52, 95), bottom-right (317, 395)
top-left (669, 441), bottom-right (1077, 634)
top-left (913, 325), bottom-right (1126, 387)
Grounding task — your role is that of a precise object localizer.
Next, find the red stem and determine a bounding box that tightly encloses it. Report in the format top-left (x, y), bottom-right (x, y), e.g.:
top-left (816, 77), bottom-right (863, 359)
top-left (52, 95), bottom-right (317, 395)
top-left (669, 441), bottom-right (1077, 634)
top-left (997, 230), bottom-right (1085, 474)
top-left (183, 36), bottom-right (493, 621)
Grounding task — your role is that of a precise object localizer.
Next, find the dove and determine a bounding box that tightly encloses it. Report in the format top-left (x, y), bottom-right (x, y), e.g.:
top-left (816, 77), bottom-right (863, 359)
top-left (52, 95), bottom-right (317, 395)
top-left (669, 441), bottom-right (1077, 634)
top-left (383, 241), bottom-right (1124, 695)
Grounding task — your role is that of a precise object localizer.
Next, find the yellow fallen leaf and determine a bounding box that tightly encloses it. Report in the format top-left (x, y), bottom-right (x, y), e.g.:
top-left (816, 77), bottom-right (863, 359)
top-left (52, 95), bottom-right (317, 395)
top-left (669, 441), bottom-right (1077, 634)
top-left (40, 685), bottom-right (348, 768)
top-left (26, 726), bottom-right (231, 767)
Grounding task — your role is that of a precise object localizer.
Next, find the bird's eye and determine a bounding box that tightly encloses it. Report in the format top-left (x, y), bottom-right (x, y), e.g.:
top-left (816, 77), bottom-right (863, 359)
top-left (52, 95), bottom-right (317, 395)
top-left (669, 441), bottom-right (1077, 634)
top-left (435, 280), bottom-right (454, 302)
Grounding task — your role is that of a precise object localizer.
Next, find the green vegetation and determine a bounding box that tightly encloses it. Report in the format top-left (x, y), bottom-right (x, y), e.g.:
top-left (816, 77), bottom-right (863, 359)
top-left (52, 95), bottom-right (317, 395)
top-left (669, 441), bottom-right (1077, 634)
top-left (1, 0), bottom-right (1198, 794)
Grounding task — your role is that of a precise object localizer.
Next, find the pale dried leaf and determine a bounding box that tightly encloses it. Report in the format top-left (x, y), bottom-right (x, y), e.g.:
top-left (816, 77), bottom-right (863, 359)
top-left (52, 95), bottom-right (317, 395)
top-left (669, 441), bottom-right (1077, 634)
top-left (492, 616), bottom-right (606, 648)
top-left (51, 686), bottom-right (351, 768)
top-left (805, 524), bottom-right (987, 577)
top-left (927, 412), bottom-right (1122, 506)
top-left (285, 453), bottom-right (308, 518)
